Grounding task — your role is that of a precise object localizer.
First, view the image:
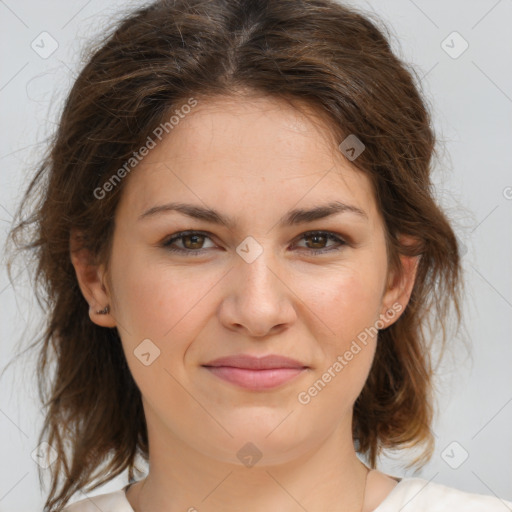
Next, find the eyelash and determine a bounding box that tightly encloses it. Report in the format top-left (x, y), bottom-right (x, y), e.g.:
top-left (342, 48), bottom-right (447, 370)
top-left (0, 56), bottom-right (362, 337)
top-left (161, 230), bottom-right (347, 256)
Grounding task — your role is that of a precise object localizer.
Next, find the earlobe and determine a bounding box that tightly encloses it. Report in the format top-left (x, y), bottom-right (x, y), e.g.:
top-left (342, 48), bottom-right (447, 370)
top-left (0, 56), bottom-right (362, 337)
top-left (380, 252), bottom-right (420, 329)
top-left (70, 230), bottom-right (116, 328)
top-left (88, 302), bottom-right (116, 328)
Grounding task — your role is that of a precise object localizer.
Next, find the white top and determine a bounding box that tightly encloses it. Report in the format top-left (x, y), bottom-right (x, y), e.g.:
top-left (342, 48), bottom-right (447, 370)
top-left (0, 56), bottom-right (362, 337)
top-left (62, 478), bottom-right (512, 511)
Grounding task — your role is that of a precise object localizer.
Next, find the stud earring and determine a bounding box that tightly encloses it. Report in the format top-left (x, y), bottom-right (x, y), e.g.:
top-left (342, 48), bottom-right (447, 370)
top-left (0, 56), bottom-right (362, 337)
top-left (96, 305), bottom-right (110, 315)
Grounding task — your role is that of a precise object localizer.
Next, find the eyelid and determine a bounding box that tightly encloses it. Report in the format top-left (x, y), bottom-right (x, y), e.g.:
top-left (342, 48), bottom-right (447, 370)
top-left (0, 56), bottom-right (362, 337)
top-left (292, 230), bottom-right (348, 253)
top-left (161, 230), bottom-right (217, 251)
top-left (294, 229), bottom-right (347, 243)
top-left (161, 229), bottom-right (348, 255)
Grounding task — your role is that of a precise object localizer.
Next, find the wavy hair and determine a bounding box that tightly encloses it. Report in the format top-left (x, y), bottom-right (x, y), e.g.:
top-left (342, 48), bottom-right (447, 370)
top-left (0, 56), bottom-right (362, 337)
top-left (4, 0), bottom-right (463, 510)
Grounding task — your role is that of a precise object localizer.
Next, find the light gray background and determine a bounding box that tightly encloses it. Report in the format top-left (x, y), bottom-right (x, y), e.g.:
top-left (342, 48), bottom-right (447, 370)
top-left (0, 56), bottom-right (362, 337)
top-left (1, 0), bottom-right (511, 510)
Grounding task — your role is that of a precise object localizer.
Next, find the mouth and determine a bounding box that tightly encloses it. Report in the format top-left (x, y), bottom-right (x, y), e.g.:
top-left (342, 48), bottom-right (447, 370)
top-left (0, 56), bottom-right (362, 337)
top-left (202, 354), bottom-right (309, 391)
top-left (203, 366), bottom-right (307, 390)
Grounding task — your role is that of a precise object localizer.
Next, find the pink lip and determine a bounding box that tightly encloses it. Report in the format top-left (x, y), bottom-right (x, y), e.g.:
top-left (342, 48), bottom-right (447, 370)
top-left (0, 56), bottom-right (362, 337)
top-left (202, 354), bottom-right (308, 391)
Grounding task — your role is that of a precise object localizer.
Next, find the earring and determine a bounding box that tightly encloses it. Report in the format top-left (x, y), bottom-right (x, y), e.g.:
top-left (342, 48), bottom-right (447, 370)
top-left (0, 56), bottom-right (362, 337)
top-left (96, 305), bottom-right (110, 315)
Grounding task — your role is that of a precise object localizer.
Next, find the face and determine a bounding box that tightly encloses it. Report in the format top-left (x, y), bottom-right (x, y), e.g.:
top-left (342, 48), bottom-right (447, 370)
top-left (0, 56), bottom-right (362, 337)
top-left (75, 94), bottom-right (416, 466)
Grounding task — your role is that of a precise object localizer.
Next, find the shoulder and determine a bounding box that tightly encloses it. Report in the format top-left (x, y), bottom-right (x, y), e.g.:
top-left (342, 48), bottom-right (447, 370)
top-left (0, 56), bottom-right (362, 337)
top-left (375, 477), bottom-right (512, 511)
top-left (62, 488), bottom-right (133, 512)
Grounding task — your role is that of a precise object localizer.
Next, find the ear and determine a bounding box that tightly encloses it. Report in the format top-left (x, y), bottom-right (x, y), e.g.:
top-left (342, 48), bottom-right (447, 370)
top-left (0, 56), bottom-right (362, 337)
top-left (379, 235), bottom-right (420, 329)
top-left (69, 229), bottom-right (116, 328)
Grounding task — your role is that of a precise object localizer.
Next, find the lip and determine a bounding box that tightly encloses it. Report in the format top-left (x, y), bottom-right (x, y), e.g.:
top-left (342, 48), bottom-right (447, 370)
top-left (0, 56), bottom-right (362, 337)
top-left (204, 354), bottom-right (307, 370)
top-left (202, 354), bottom-right (308, 390)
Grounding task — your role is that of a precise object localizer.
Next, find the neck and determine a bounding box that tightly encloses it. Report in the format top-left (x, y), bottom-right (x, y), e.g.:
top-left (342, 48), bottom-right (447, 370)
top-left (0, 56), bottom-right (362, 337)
top-left (130, 407), bottom-right (370, 512)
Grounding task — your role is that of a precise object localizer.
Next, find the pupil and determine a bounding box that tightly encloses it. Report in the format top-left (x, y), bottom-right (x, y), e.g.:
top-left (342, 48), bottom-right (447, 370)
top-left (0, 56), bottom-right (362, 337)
top-left (186, 235), bottom-right (202, 248)
top-left (310, 234), bottom-right (326, 248)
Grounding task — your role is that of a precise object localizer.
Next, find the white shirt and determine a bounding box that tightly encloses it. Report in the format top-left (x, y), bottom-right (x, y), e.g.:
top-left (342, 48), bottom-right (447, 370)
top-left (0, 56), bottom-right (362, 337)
top-left (62, 478), bottom-right (512, 511)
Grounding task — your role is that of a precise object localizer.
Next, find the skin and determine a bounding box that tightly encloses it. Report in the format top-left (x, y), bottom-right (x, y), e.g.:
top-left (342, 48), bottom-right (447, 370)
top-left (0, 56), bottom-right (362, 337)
top-left (71, 93), bottom-right (418, 512)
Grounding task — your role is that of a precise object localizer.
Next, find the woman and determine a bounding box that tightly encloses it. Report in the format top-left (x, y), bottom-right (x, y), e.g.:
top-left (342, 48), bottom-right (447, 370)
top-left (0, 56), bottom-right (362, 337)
top-left (5, 0), bottom-right (511, 510)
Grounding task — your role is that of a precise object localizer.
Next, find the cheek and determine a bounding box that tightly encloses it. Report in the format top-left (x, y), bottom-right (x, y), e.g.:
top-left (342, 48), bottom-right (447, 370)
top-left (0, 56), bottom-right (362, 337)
top-left (109, 252), bottom-right (165, 336)
top-left (293, 258), bottom-right (386, 402)
top-left (298, 263), bottom-right (384, 345)
top-left (109, 234), bottom-right (177, 331)
top-left (109, 247), bottom-right (211, 400)
top-left (109, 240), bottom-right (222, 353)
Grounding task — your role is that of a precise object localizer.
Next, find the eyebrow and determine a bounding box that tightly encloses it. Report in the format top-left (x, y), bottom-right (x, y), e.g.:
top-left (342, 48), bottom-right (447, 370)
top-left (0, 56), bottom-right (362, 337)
top-left (137, 200), bottom-right (368, 228)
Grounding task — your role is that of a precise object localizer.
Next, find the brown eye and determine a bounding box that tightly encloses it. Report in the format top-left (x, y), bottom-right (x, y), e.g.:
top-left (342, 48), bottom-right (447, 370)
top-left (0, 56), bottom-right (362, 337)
top-left (161, 230), bottom-right (346, 257)
top-left (181, 233), bottom-right (206, 249)
top-left (295, 231), bottom-right (346, 254)
top-left (162, 231), bottom-right (215, 255)
top-left (305, 233), bottom-right (328, 249)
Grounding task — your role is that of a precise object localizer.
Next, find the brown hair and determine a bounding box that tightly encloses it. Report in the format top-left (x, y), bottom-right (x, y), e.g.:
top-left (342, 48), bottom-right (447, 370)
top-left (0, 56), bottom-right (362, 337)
top-left (4, 0), bottom-right (464, 510)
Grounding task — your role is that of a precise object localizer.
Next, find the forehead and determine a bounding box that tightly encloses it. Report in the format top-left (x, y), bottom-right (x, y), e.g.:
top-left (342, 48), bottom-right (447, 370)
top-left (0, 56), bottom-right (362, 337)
top-left (117, 95), bottom-right (380, 227)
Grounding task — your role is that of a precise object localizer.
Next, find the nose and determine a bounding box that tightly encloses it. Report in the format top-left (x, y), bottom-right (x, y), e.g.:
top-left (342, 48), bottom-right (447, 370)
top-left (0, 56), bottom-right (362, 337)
top-left (218, 246), bottom-right (297, 338)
